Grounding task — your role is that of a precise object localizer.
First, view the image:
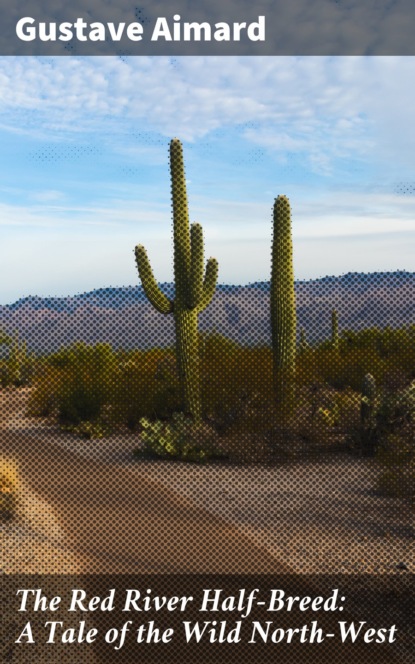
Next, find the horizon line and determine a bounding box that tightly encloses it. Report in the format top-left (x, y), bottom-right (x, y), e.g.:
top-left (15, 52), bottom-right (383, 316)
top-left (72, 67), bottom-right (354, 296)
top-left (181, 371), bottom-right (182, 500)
top-left (1, 268), bottom-right (414, 307)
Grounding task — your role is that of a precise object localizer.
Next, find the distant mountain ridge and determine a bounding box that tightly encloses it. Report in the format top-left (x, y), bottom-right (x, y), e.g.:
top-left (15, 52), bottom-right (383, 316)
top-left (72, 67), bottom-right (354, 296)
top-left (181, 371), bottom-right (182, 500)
top-left (5, 271), bottom-right (415, 312)
top-left (1, 272), bottom-right (414, 354)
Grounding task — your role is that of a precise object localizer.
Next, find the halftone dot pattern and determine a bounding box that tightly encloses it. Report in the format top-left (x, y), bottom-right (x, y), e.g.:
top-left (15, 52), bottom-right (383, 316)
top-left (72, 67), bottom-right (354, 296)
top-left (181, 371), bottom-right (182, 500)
top-left (1, 139), bottom-right (414, 663)
top-left (30, 145), bottom-right (103, 163)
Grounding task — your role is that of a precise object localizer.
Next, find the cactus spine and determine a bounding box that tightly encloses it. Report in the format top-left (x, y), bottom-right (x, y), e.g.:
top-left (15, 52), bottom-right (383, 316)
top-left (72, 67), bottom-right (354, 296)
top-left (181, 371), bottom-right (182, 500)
top-left (135, 139), bottom-right (218, 420)
top-left (270, 195), bottom-right (297, 411)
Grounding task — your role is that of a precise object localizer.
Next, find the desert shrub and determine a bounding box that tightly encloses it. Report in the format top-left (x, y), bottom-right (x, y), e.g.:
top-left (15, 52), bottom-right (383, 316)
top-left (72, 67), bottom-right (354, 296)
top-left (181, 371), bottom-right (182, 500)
top-left (374, 381), bottom-right (415, 497)
top-left (0, 331), bottom-right (35, 387)
top-left (200, 334), bottom-right (273, 432)
top-left (27, 362), bottom-right (63, 417)
top-left (29, 344), bottom-right (181, 434)
top-left (376, 379), bottom-right (415, 435)
top-left (289, 384), bottom-right (359, 452)
top-left (0, 458), bottom-right (19, 521)
top-left (375, 429), bottom-right (414, 498)
top-left (111, 348), bottom-right (180, 429)
top-left (297, 324), bottom-right (415, 391)
top-left (341, 326), bottom-right (415, 382)
top-left (0, 355), bottom-right (35, 388)
top-left (135, 412), bottom-right (227, 463)
top-left (26, 324), bottom-right (415, 449)
top-left (312, 388), bottom-right (361, 431)
top-left (30, 342), bottom-right (117, 426)
top-left (63, 347), bottom-right (116, 424)
top-left (297, 346), bottom-right (386, 392)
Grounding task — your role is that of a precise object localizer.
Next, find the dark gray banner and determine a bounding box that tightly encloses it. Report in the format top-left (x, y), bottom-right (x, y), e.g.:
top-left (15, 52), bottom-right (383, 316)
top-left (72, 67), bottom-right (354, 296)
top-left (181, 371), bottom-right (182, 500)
top-left (0, 1), bottom-right (415, 55)
top-left (3, 575), bottom-right (414, 663)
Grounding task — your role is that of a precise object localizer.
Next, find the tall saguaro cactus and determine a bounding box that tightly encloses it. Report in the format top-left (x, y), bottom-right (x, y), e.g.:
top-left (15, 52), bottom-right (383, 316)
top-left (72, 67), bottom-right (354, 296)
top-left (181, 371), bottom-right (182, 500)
top-left (135, 139), bottom-right (218, 420)
top-left (270, 195), bottom-right (297, 412)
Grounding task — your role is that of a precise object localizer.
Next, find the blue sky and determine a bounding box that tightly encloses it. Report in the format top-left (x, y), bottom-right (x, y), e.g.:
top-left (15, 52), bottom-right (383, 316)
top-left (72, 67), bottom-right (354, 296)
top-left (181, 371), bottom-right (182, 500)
top-left (0, 56), bottom-right (415, 304)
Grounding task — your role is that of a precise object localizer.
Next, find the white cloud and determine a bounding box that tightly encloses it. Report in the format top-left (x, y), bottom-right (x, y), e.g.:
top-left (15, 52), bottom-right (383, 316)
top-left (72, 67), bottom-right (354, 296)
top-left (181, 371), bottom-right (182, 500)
top-left (1, 54), bottom-right (414, 301)
top-left (0, 56), bottom-right (414, 175)
top-left (1, 185), bottom-right (414, 302)
top-left (0, 56), bottom-right (415, 149)
top-left (31, 189), bottom-right (66, 202)
top-left (2, 184), bottom-right (414, 238)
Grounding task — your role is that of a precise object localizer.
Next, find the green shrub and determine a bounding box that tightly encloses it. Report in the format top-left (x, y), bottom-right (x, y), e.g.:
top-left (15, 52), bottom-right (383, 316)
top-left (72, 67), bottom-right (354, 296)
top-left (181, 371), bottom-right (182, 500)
top-left (375, 431), bottom-right (414, 498)
top-left (200, 335), bottom-right (273, 431)
top-left (0, 332), bottom-right (34, 388)
top-left (291, 385), bottom-right (359, 451)
top-left (36, 342), bottom-right (117, 426)
top-left (110, 349), bottom-right (180, 428)
top-left (374, 381), bottom-right (415, 497)
top-left (27, 363), bottom-right (62, 417)
top-left (135, 412), bottom-right (227, 463)
top-left (26, 325), bottom-right (415, 453)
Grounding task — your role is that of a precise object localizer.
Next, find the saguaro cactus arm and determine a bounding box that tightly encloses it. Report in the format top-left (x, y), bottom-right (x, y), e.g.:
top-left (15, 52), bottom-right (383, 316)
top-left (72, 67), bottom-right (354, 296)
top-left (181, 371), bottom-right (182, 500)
top-left (135, 245), bottom-right (173, 314)
top-left (188, 223), bottom-right (218, 312)
top-left (198, 257), bottom-right (219, 312)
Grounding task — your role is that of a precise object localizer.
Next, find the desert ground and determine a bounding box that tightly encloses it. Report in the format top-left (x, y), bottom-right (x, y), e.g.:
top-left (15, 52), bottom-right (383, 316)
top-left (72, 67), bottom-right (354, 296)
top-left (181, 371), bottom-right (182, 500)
top-left (1, 387), bottom-right (413, 575)
top-left (1, 387), bottom-right (413, 663)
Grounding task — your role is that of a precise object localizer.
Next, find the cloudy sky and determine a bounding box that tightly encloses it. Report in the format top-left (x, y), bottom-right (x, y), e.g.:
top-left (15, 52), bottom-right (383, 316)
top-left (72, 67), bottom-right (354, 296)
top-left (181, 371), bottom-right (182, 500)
top-left (0, 55), bottom-right (414, 303)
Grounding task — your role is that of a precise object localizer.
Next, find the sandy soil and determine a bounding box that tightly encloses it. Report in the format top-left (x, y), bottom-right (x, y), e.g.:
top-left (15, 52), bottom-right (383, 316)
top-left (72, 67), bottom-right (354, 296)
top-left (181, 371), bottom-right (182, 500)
top-left (1, 392), bottom-right (99, 664)
top-left (1, 387), bottom-right (413, 576)
top-left (1, 387), bottom-right (414, 664)
top-left (1, 389), bottom-right (85, 574)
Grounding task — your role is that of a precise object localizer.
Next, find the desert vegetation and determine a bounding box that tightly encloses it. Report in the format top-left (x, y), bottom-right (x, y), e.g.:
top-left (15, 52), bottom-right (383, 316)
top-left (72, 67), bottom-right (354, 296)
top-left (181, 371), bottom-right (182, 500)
top-left (10, 324), bottom-right (411, 496)
top-left (0, 138), bottom-right (413, 499)
top-left (0, 329), bottom-right (34, 388)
